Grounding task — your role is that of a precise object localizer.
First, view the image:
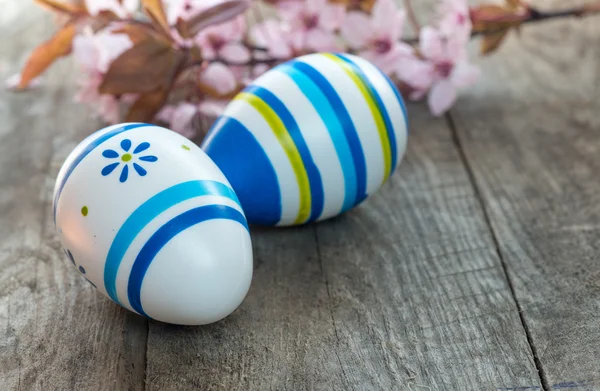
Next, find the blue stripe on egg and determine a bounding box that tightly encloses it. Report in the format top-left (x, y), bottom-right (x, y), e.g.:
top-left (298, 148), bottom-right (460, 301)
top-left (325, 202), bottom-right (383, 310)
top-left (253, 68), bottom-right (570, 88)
top-left (334, 54), bottom-right (398, 175)
top-left (290, 60), bottom-right (369, 208)
top-left (244, 85), bottom-right (325, 222)
top-left (377, 64), bottom-right (409, 132)
top-left (275, 63), bottom-right (357, 214)
top-left (103, 179), bottom-right (241, 305)
top-left (53, 123), bottom-right (153, 223)
top-left (127, 204), bottom-right (248, 317)
top-left (203, 116), bottom-right (282, 226)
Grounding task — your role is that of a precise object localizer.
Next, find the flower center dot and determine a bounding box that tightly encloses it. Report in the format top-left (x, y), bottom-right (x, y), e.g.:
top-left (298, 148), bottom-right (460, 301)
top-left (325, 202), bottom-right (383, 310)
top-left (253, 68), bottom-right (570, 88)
top-left (209, 35), bottom-right (226, 51)
top-left (304, 14), bottom-right (319, 29)
top-left (121, 153), bottom-right (132, 162)
top-left (374, 38), bottom-right (392, 54)
top-left (436, 61), bottom-right (454, 78)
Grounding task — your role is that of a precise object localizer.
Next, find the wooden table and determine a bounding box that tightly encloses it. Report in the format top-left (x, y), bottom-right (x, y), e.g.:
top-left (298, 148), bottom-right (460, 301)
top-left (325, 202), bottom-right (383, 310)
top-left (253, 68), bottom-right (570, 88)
top-left (2, 1), bottom-right (600, 390)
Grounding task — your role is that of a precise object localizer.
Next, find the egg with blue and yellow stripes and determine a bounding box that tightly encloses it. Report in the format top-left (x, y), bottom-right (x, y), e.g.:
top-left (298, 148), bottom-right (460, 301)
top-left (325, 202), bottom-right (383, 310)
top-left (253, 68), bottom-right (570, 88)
top-left (53, 123), bottom-right (253, 325)
top-left (202, 53), bottom-right (409, 226)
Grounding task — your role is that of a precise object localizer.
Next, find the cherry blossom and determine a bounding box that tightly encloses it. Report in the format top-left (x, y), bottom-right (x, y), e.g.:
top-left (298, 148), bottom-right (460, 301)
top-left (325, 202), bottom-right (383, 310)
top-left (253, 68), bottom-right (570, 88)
top-left (199, 63), bottom-right (238, 95)
top-left (341, 0), bottom-right (412, 75)
top-left (437, 0), bottom-right (472, 41)
top-left (277, 0), bottom-right (346, 52)
top-left (195, 16), bottom-right (250, 63)
top-left (72, 28), bottom-right (133, 74)
top-left (397, 26), bottom-right (479, 115)
top-left (158, 102), bottom-right (198, 138)
top-left (72, 28), bottom-right (134, 123)
top-left (250, 19), bottom-right (295, 59)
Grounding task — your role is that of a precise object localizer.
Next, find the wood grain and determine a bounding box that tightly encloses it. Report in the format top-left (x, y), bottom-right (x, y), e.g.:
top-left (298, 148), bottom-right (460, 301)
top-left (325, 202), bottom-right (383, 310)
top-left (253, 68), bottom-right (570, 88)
top-left (0, 4), bottom-right (147, 391)
top-left (144, 105), bottom-right (542, 391)
top-left (3, 0), bottom-right (599, 390)
top-left (449, 1), bottom-right (600, 389)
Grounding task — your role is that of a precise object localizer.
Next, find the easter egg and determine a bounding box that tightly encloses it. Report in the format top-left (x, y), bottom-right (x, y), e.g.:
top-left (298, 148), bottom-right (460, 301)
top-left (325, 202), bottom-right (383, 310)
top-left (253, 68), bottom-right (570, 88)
top-left (53, 123), bottom-right (253, 325)
top-left (202, 53), bottom-right (408, 226)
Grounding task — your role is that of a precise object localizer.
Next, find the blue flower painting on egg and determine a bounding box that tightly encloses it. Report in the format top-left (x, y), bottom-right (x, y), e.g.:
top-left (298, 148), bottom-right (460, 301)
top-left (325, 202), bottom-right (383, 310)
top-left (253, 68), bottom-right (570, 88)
top-left (101, 139), bottom-right (158, 182)
top-left (202, 53), bottom-right (409, 227)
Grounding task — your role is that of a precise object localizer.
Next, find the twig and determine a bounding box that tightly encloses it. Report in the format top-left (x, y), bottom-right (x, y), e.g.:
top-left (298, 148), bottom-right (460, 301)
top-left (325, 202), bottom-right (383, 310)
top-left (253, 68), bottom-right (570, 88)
top-left (403, 0), bottom-right (420, 35)
top-left (210, 57), bottom-right (280, 66)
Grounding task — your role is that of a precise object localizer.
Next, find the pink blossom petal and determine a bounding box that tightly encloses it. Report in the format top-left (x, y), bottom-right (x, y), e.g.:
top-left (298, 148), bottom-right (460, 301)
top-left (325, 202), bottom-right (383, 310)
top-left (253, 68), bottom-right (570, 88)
top-left (85, 0), bottom-right (116, 15)
top-left (199, 99), bottom-right (228, 117)
top-left (157, 105), bottom-right (176, 123)
top-left (276, 1), bottom-right (305, 22)
top-left (306, 28), bottom-right (339, 52)
top-left (250, 20), bottom-right (293, 59)
top-left (72, 35), bottom-right (99, 72)
top-left (319, 4), bottom-right (346, 32)
top-left (340, 12), bottom-right (373, 49)
top-left (420, 27), bottom-right (445, 61)
top-left (375, 42), bottom-right (413, 75)
top-left (171, 102), bottom-right (198, 136)
top-left (94, 33), bottom-right (133, 73)
top-left (450, 60), bottom-right (480, 89)
top-left (372, 0), bottom-right (401, 34)
top-left (383, 9), bottom-right (406, 42)
top-left (121, 93), bottom-right (139, 105)
top-left (252, 63), bottom-right (270, 77)
top-left (228, 65), bottom-right (247, 83)
top-left (306, 0), bottom-right (327, 11)
top-left (219, 43), bottom-right (251, 63)
top-left (289, 28), bottom-right (307, 52)
top-left (75, 72), bottom-right (102, 103)
top-left (97, 95), bottom-right (121, 124)
top-left (196, 35), bottom-right (218, 60)
top-left (164, 0), bottom-right (187, 24)
top-left (428, 79), bottom-right (457, 116)
top-left (122, 0), bottom-right (140, 14)
top-left (396, 56), bottom-right (435, 90)
top-left (446, 33), bottom-right (468, 61)
top-left (409, 88), bottom-right (428, 101)
top-left (200, 63), bottom-right (237, 95)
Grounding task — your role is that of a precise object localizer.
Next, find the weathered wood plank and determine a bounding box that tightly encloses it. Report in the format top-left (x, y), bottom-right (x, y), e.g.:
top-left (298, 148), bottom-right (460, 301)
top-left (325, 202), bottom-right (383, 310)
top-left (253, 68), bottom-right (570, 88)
top-left (145, 103), bottom-right (542, 390)
top-left (0, 3), bottom-right (147, 391)
top-left (450, 1), bottom-right (600, 389)
top-left (315, 105), bottom-right (542, 390)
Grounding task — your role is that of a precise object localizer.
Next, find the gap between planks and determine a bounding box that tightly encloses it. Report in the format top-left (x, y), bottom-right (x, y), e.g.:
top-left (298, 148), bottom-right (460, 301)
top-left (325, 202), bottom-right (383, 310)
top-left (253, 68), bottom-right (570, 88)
top-left (444, 112), bottom-right (551, 391)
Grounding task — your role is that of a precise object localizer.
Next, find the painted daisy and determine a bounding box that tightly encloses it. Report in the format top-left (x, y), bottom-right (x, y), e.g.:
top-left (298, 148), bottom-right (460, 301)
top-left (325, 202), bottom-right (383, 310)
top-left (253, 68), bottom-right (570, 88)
top-left (101, 139), bottom-right (158, 183)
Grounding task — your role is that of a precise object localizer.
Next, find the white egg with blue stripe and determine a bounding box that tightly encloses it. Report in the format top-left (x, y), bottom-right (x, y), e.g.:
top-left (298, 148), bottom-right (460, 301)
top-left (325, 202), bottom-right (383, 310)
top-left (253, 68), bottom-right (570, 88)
top-left (202, 53), bottom-right (409, 226)
top-left (54, 123), bottom-right (253, 325)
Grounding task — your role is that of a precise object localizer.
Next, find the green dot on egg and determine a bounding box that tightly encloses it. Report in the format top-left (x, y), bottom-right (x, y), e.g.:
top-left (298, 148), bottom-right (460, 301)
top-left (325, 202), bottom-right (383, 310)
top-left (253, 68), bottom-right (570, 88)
top-left (81, 206), bottom-right (88, 216)
top-left (182, 145), bottom-right (191, 151)
top-left (121, 153), bottom-right (132, 162)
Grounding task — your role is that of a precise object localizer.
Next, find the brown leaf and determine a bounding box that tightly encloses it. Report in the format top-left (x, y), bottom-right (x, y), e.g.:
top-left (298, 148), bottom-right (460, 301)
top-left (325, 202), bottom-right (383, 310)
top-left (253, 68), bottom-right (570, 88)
top-left (505, 0), bottom-right (524, 10)
top-left (328, 0), bottom-right (375, 12)
top-left (196, 80), bottom-right (242, 100)
top-left (99, 38), bottom-right (186, 95)
top-left (18, 23), bottom-right (76, 88)
top-left (141, 0), bottom-right (172, 38)
top-left (35, 0), bottom-right (85, 14)
top-left (125, 89), bottom-right (170, 122)
top-left (480, 29), bottom-right (510, 55)
top-left (176, 0), bottom-right (249, 39)
top-left (471, 4), bottom-right (529, 34)
top-left (112, 22), bottom-right (164, 44)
